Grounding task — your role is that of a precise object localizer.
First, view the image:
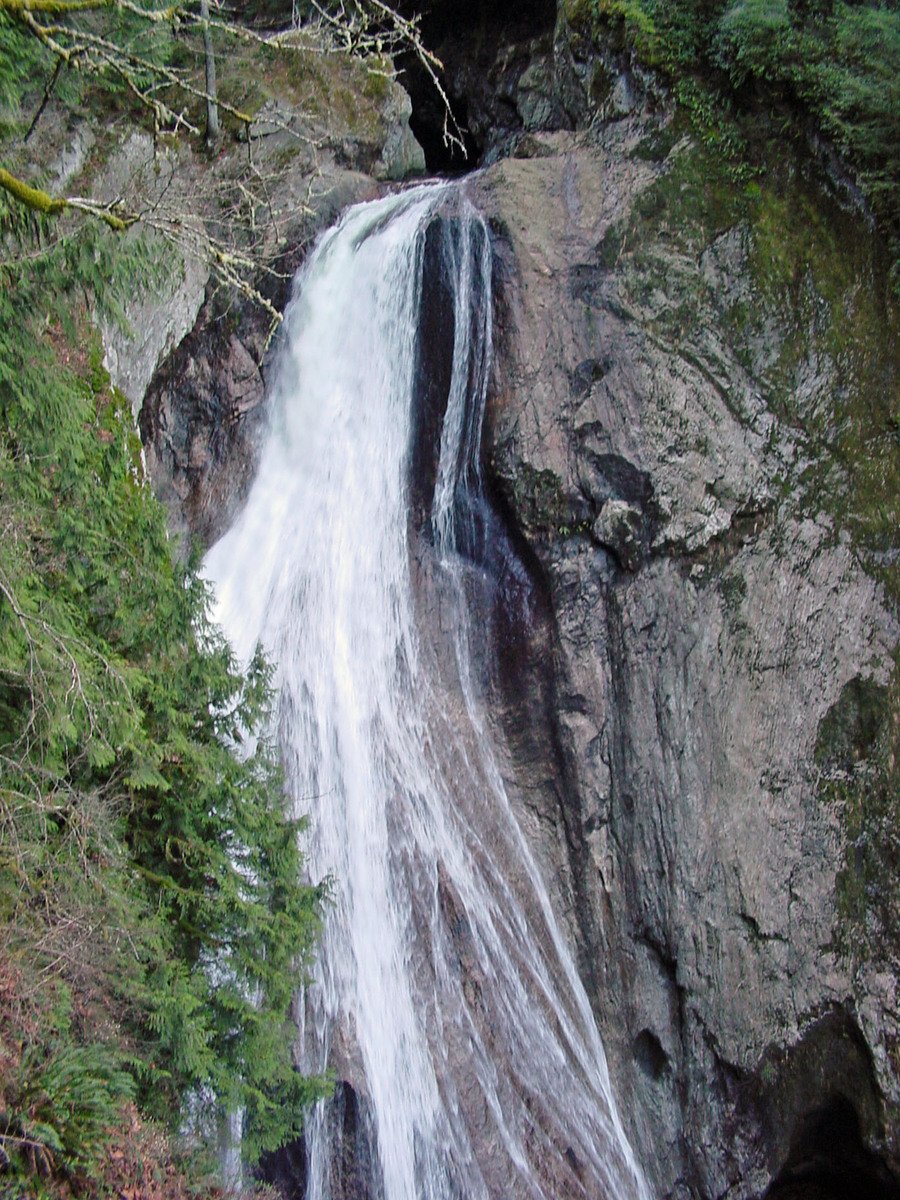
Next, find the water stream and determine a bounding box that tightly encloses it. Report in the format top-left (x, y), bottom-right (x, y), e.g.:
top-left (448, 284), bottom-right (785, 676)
top-left (204, 182), bottom-right (648, 1200)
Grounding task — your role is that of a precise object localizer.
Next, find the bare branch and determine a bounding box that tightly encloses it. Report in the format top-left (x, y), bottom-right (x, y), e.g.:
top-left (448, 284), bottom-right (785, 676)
top-left (1, 0), bottom-right (461, 327)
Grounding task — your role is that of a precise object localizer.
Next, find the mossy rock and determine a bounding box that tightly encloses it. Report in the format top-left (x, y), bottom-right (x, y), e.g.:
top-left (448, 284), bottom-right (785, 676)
top-left (607, 132), bottom-right (899, 602)
top-left (816, 676), bottom-right (891, 772)
top-left (821, 659), bottom-right (899, 965)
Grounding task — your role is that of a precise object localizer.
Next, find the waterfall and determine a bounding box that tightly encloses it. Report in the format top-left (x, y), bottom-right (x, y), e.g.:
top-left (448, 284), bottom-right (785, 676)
top-left (204, 182), bottom-right (648, 1200)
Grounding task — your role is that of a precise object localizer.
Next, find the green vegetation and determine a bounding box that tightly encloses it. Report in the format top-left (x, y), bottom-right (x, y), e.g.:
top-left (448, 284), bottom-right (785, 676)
top-left (494, 459), bottom-right (593, 543)
top-left (816, 661), bottom-right (898, 969)
top-left (0, 182), bottom-right (327, 1200)
top-left (213, 35), bottom-right (396, 143)
top-left (570, 0), bottom-right (899, 280)
top-left (600, 130), bottom-right (899, 601)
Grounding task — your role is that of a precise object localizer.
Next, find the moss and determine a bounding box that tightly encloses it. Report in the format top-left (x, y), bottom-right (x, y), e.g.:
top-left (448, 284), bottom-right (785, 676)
top-left (362, 61), bottom-right (393, 103)
top-left (497, 461), bottom-right (591, 543)
top-left (563, 0), bottom-right (597, 36)
top-left (631, 122), bottom-right (681, 163)
top-left (740, 170), bottom-right (899, 598)
top-left (821, 658), bottom-right (899, 966)
top-left (718, 569), bottom-right (747, 614)
top-left (816, 676), bottom-right (891, 772)
top-left (211, 38), bottom-right (388, 141)
top-left (608, 132), bottom-right (899, 604)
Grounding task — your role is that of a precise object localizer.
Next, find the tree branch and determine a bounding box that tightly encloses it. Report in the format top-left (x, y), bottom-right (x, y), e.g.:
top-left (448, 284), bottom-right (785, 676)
top-left (0, 167), bottom-right (134, 228)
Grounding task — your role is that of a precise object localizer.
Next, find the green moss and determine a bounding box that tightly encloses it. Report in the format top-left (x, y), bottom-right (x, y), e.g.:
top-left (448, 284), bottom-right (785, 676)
top-left (741, 171), bottom-right (899, 595)
top-left (362, 59), bottom-right (393, 103)
top-left (718, 569), bottom-right (747, 613)
top-left (211, 38), bottom-right (388, 141)
top-left (816, 676), bottom-right (891, 771)
top-left (608, 132), bottom-right (898, 604)
top-left (563, 0), bottom-right (597, 36)
top-left (631, 122), bottom-right (681, 163)
top-left (570, 1), bottom-right (899, 280)
top-left (821, 659), bottom-right (899, 965)
top-left (497, 461), bottom-right (591, 543)
top-left (599, 138), bottom-right (749, 316)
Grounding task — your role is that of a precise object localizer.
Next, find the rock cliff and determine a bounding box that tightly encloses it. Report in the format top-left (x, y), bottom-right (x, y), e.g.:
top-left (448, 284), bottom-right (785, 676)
top-left (123, 10), bottom-right (898, 1198)
top-left (472, 121), bottom-right (898, 1199)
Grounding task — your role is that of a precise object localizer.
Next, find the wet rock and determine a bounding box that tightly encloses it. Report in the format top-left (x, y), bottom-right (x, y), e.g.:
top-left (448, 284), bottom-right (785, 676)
top-left (472, 115), bottom-right (898, 1200)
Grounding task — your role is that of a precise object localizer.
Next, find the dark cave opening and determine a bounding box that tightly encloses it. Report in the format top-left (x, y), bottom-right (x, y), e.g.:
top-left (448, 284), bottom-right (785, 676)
top-left (397, 0), bottom-right (560, 172)
top-left (764, 1098), bottom-right (900, 1200)
top-left (408, 87), bottom-right (482, 176)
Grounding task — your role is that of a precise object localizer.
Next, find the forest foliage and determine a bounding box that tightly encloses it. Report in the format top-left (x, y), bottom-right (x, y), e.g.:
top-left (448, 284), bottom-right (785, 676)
top-left (0, 7), bottom-right (339, 1196)
top-left (0, 207), bottom-right (330, 1194)
top-left (573, 0), bottom-right (899, 277)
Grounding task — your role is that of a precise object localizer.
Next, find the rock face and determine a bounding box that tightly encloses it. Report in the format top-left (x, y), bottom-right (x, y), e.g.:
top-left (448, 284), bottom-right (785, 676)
top-left (471, 121), bottom-right (898, 1198)
top-left (129, 13), bottom-right (899, 1199)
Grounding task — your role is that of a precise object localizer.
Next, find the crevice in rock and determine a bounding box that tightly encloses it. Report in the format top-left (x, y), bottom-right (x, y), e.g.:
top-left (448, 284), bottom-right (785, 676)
top-left (634, 1028), bottom-right (669, 1082)
top-left (408, 214), bottom-right (460, 531)
top-left (257, 1132), bottom-right (308, 1200)
top-left (409, 206), bottom-right (612, 1023)
top-left (396, 0), bottom-right (562, 172)
top-left (751, 1008), bottom-right (900, 1200)
top-left (258, 1083), bottom-right (383, 1200)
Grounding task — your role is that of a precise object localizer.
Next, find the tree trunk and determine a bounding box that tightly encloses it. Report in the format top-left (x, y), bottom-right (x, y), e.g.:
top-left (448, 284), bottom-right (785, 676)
top-left (200, 0), bottom-right (220, 148)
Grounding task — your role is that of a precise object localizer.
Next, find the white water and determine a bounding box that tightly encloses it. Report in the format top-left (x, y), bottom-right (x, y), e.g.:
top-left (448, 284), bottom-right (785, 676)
top-left (205, 183), bottom-right (648, 1200)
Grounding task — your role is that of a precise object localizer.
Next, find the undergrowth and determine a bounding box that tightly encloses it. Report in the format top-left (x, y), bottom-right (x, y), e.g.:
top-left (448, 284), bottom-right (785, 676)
top-left (0, 179), bottom-right (328, 1197)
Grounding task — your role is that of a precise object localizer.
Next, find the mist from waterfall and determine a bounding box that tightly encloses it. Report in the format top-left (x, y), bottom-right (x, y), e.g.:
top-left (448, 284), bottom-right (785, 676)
top-left (204, 181), bottom-right (648, 1200)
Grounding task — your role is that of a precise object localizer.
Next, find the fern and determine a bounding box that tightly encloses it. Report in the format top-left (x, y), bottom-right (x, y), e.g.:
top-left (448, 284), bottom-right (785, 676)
top-left (1, 1041), bottom-right (134, 1190)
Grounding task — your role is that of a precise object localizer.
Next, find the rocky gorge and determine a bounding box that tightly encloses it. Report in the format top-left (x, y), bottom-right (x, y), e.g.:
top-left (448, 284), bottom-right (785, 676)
top-left (103, 5), bottom-right (898, 1198)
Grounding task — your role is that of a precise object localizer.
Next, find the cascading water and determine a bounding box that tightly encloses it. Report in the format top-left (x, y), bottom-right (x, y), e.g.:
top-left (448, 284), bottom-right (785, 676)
top-left (204, 182), bottom-right (648, 1200)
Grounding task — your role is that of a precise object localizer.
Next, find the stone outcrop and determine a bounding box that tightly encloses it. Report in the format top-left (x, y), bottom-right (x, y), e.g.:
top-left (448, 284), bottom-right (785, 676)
top-left (471, 119), bottom-right (898, 1199)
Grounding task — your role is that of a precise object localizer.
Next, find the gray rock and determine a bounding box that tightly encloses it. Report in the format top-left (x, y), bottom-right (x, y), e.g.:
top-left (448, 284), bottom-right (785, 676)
top-left (373, 86), bottom-right (426, 181)
top-left (472, 123), bottom-right (898, 1200)
top-left (591, 499), bottom-right (644, 570)
top-left (517, 57), bottom-right (566, 131)
top-left (49, 123), bottom-right (95, 191)
top-left (102, 252), bottom-right (208, 418)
